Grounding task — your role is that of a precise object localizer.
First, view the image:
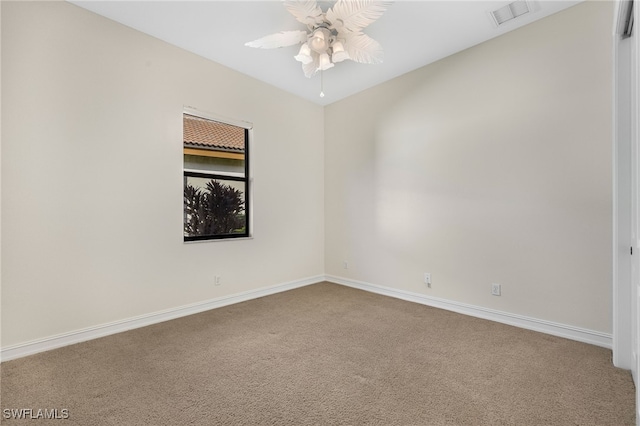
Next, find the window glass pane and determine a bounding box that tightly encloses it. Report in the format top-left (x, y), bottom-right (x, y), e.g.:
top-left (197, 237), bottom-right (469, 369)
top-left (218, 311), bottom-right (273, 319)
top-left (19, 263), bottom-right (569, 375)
top-left (184, 176), bottom-right (246, 238)
top-left (183, 112), bottom-right (249, 241)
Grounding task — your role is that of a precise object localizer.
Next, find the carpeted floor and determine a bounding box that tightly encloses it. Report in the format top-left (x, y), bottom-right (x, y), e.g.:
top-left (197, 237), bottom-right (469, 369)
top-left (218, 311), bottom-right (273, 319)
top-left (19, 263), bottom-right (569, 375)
top-left (0, 282), bottom-right (635, 425)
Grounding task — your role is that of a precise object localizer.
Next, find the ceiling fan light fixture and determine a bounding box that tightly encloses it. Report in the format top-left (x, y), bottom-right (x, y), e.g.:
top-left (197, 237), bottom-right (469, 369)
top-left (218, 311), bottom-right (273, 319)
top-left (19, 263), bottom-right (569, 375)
top-left (331, 40), bottom-right (349, 63)
top-left (309, 27), bottom-right (330, 53)
top-left (318, 53), bottom-right (334, 71)
top-left (245, 0), bottom-right (392, 78)
top-left (294, 43), bottom-right (313, 64)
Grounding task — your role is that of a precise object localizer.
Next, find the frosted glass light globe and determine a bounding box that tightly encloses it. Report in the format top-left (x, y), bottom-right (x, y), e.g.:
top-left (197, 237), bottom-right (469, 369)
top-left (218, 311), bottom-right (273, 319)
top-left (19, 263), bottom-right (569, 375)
top-left (309, 28), bottom-right (329, 53)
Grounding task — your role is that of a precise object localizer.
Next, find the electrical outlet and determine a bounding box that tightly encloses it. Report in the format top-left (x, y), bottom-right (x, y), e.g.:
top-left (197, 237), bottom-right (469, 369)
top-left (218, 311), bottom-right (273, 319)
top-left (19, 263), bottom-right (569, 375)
top-left (214, 276), bottom-right (221, 286)
top-left (424, 273), bottom-right (431, 288)
top-left (343, 261), bottom-right (349, 270)
top-left (491, 283), bottom-right (501, 296)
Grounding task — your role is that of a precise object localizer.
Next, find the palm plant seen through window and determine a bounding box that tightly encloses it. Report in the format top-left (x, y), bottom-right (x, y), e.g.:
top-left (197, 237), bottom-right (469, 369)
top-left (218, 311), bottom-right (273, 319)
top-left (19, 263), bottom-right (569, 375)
top-left (183, 112), bottom-right (250, 241)
top-left (184, 180), bottom-right (245, 236)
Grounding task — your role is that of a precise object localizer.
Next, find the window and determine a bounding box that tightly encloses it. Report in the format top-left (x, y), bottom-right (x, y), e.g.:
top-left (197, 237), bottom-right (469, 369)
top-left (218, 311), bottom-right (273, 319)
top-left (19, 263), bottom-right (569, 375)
top-left (183, 110), bottom-right (250, 241)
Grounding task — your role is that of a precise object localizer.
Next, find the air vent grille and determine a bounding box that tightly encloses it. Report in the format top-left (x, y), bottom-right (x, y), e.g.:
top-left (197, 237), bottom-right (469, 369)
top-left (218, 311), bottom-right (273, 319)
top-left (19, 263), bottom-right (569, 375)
top-left (491, 0), bottom-right (531, 26)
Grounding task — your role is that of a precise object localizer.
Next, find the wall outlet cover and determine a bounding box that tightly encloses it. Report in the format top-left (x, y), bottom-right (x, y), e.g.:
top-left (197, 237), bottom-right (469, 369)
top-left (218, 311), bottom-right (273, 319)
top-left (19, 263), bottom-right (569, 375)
top-left (491, 283), bottom-right (501, 296)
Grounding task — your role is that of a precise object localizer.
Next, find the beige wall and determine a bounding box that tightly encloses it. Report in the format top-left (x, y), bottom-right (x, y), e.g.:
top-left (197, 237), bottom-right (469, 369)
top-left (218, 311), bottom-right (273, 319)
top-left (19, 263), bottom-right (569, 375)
top-left (325, 2), bottom-right (613, 333)
top-left (1, 0), bottom-right (615, 349)
top-left (1, 1), bottom-right (325, 347)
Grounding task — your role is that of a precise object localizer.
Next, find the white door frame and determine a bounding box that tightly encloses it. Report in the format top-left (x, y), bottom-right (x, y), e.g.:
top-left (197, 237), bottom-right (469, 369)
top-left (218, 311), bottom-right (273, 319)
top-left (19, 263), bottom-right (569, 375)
top-left (613, 1), bottom-right (639, 424)
top-left (613, 0), bottom-right (636, 372)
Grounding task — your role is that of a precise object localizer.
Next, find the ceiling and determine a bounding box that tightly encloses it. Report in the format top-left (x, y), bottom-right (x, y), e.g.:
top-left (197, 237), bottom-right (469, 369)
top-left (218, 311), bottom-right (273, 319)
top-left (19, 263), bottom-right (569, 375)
top-left (68, 0), bottom-right (582, 106)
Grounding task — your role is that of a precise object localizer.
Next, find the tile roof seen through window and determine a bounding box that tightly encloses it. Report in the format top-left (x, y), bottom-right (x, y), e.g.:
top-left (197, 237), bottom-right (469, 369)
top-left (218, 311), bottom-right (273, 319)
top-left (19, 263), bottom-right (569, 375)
top-left (183, 114), bottom-right (245, 152)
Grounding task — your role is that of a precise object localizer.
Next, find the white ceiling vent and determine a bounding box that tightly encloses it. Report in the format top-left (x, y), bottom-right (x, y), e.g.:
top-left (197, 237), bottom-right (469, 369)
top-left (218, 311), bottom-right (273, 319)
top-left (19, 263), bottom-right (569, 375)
top-left (490, 0), bottom-right (531, 26)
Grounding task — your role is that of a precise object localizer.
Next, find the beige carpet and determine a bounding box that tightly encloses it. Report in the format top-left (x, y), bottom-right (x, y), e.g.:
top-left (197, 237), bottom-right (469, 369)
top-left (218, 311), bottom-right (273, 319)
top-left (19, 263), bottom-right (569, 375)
top-left (0, 282), bottom-right (635, 425)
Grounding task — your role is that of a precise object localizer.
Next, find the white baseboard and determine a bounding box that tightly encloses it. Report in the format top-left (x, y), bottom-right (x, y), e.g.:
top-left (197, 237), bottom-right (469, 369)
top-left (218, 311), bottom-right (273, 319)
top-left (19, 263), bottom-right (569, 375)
top-left (1, 275), bottom-right (324, 362)
top-left (2, 274), bottom-right (613, 362)
top-left (326, 275), bottom-right (613, 349)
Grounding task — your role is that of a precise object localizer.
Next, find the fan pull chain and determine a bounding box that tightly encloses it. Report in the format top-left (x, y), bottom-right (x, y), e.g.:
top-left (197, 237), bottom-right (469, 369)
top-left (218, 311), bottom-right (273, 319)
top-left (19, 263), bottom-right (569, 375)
top-left (320, 71), bottom-right (325, 98)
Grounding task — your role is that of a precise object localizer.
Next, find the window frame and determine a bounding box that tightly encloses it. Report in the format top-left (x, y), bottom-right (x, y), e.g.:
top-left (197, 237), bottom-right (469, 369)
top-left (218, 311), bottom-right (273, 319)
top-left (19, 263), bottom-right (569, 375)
top-left (183, 107), bottom-right (252, 242)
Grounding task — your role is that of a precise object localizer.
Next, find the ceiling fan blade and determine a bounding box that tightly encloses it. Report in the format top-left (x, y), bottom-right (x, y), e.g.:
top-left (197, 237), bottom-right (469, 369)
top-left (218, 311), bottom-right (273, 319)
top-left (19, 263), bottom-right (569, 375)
top-left (343, 32), bottom-right (384, 64)
top-left (326, 0), bottom-right (393, 33)
top-left (245, 30), bottom-right (308, 49)
top-left (284, 0), bottom-right (324, 27)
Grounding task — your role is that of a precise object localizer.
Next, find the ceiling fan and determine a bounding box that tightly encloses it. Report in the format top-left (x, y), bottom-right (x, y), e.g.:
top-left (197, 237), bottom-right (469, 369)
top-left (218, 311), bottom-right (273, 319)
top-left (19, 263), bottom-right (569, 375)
top-left (245, 0), bottom-right (393, 79)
